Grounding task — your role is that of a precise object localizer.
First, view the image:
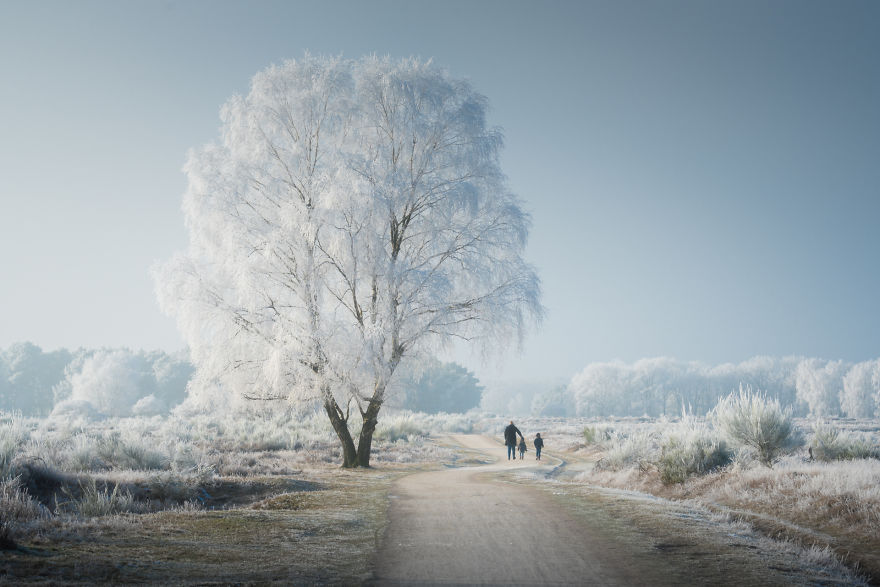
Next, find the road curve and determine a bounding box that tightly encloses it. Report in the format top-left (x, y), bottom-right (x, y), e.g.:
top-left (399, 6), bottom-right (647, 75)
top-left (370, 434), bottom-right (666, 586)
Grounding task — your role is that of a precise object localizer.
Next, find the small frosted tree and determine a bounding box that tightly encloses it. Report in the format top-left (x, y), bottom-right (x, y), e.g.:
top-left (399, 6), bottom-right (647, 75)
top-left (155, 55), bottom-right (542, 467)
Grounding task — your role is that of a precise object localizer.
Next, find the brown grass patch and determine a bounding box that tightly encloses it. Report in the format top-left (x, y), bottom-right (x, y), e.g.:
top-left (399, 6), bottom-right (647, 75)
top-left (0, 464), bottom-right (417, 584)
top-left (581, 454), bottom-right (880, 583)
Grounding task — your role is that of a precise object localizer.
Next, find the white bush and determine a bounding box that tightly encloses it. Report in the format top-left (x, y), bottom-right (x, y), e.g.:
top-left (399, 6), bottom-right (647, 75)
top-left (712, 386), bottom-right (802, 466)
top-left (596, 428), bottom-right (657, 471)
top-left (50, 399), bottom-right (103, 421)
top-left (658, 416), bottom-right (732, 484)
top-left (0, 414), bottom-right (28, 478)
top-left (132, 394), bottom-right (166, 417)
top-left (809, 421), bottom-right (877, 461)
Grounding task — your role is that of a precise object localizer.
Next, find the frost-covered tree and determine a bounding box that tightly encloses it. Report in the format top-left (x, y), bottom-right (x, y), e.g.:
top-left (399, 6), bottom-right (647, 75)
top-left (0, 342), bottom-right (71, 416)
top-left (530, 383), bottom-right (573, 417)
top-left (841, 360), bottom-right (880, 418)
top-left (395, 360), bottom-right (483, 414)
top-left (67, 350), bottom-right (143, 417)
top-left (155, 55), bottom-right (542, 467)
top-left (795, 358), bottom-right (848, 417)
top-left (50, 348), bottom-right (193, 418)
top-left (562, 355), bottom-right (808, 418)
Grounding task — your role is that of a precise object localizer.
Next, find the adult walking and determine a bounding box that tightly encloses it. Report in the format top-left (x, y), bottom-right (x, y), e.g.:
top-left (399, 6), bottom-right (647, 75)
top-left (503, 421), bottom-right (524, 461)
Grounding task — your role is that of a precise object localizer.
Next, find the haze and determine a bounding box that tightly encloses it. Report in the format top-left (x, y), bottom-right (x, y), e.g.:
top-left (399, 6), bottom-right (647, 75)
top-left (1, 0), bottom-right (879, 386)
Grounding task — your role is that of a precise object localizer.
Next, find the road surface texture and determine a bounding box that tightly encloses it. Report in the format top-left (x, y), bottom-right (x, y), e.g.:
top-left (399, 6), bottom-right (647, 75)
top-left (370, 434), bottom-right (845, 586)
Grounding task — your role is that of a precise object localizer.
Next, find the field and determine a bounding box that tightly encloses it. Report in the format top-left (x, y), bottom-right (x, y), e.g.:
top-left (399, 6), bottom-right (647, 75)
top-left (508, 415), bottom-right (880, 584)
top-left (1, 410), bottom-right (878, 584)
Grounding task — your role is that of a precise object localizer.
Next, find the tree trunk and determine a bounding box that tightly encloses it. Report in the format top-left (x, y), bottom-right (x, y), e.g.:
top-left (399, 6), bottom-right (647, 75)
top-left (323, 398), bottom-right (358, 468)
top-left (356, 397), bottom-right (383, 468)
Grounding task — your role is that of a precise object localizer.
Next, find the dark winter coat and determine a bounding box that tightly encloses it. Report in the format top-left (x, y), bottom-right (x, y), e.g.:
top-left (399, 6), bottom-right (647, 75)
top-left (504, 424), bottom-right (522, 446)
top-left (534, 437), bottom-right (544, 450)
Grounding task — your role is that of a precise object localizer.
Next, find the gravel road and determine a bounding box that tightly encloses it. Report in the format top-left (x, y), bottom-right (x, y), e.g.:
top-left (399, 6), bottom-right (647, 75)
top-left (371, 434), bottom-right (674, 586)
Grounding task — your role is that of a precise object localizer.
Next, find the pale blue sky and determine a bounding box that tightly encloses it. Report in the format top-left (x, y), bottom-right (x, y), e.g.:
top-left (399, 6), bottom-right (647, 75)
top-left (1, 0), bottom-right (878, 385)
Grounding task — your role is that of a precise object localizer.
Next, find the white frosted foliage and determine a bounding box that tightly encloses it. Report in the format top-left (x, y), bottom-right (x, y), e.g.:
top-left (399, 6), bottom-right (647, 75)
top-left (154, 55), bottom-right (543, 465)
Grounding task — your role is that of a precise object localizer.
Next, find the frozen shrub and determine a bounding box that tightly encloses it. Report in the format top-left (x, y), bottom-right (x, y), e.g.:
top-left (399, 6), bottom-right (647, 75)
top-left (374, 416), bottom-right (424, 442)
top-left (711, 386), bottom-right (802, 467)
top-left (132, 394), bottom-right (166, 417)
top-left (96, 432), bottom-right (168, 471)
top-left (0, 477), bottom-right (46, 523)
top-left (61, 477), bottom-right (137, 517)
top-left (0, 415), bottom-right (28, 478)
top-left (0, 477), bottom-right (47, 549)
top-left (658, 419), bottom-right (732, 484)
top-left (50, 399), bottom-right (103, 421)
top-left (810, 421), bottom-right (878, 461)
top-left (583, 425), bottom-right (610, 445)
top-left (67, 434), bottom-right (102, 471)
top-left (595, 429), bottom-right (656, 472)
top-left (0, 515), bottom-right (14, 550)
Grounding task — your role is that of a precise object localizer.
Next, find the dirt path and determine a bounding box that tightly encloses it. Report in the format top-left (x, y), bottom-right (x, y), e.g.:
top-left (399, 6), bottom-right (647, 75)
top-left (371, 435), bottom-right (842, 586)
top-left (371, 434), bottom-right (669, 586)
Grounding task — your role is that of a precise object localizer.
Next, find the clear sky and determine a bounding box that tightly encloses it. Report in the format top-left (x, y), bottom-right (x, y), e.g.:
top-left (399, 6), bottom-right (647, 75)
top-left (1, 0), bottom-right (879, 386)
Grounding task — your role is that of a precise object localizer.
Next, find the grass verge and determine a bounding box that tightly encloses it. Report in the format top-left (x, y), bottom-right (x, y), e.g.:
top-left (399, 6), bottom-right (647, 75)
top-left (0, 465), bottom-right (415, 584)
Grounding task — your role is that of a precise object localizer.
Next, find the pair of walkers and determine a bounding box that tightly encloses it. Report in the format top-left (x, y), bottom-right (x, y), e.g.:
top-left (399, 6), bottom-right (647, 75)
top-left (503, 421), bottom-right (544, 461)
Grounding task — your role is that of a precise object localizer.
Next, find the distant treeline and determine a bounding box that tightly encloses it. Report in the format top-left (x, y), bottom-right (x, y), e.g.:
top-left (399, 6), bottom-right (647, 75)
top-left (0, 342), bottom-right (193, 417)
top-left (0, 343), bottom-right (483, 418)
top-left (8, 343), bottom-right (871, 420)
top-left (532, 356), bottom-right (880, 418)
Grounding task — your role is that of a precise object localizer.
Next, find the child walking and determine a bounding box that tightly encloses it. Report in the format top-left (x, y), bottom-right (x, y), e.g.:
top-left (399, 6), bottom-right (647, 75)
top-left (534, 433), bottom-right (544, 460)
top-left (518, 437), bottom-right (527, 460)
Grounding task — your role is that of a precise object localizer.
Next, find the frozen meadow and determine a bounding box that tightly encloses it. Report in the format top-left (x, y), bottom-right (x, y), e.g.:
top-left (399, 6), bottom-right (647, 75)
top-left (1, 397), bottom-right (878, 583)
top-left (1, 50), bottom-right (878, 583)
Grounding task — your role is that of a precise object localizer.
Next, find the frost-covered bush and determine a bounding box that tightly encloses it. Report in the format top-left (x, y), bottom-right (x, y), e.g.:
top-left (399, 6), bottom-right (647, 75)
top-left (374, 414), bottom-right (425, 442)
top-left (49, 399), bottom-right (103, 421)
top-left (61, 431), bottom-right (168, 472)
top-left (132, 394), bottom-right (166, 417)
top-left (96, 432), bottom-right (168, 471)
top-left (809, 421), bottom-right (878, 462)
top-left (658, 418), bottom-right (732, 484)
top-left (596, 429), bottom-right (656, 472)
top-left (0, 414), bottom-right (28, 478)
top-left (712, 386), bottom-right (802, 467)
top-left (583, 425), bottom-right (611, 445)
top-left (61, 478), bottom-right (137, 517)
top-left (0, 477), bottom-right (47, 547)
top-left (67, 434), bottom-right (102, 472)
